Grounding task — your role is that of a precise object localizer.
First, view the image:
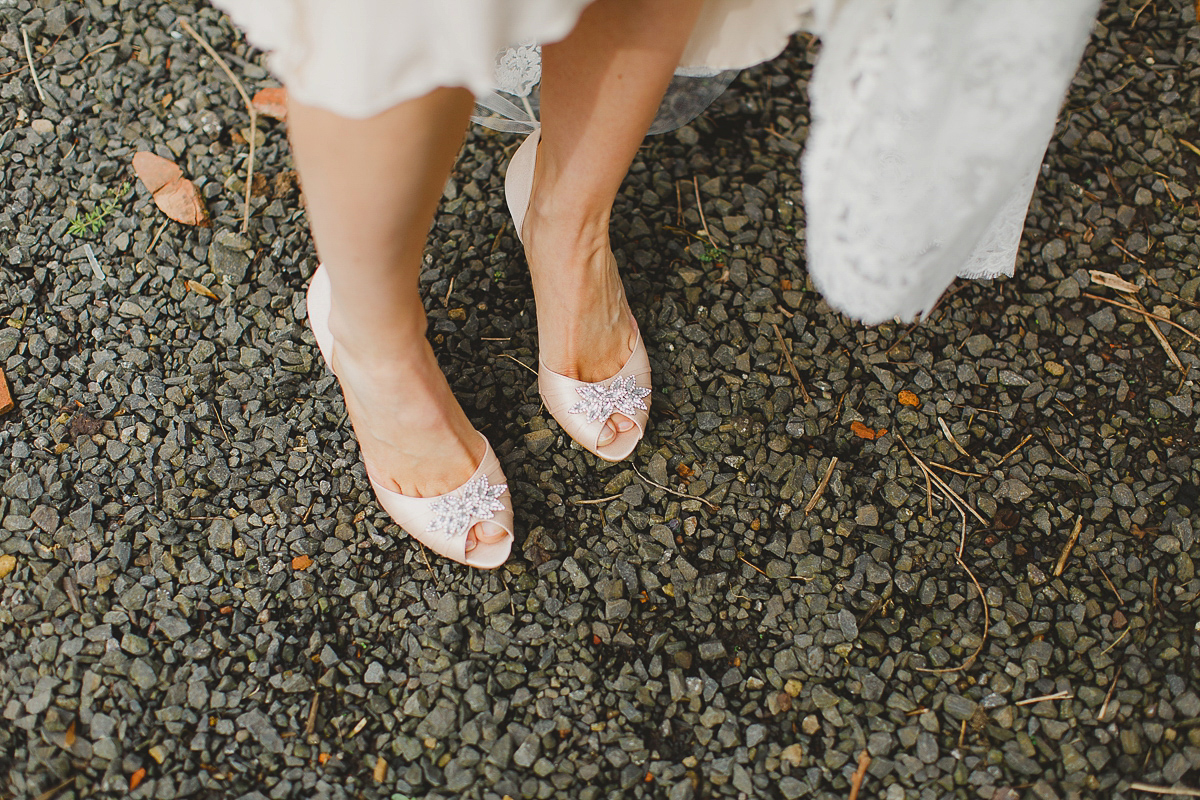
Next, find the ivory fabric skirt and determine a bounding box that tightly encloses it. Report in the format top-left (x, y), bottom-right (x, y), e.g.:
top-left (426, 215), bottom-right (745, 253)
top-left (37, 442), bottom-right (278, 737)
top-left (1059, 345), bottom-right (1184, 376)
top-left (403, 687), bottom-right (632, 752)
top-left (211, 0), bottom-right (1102, 323)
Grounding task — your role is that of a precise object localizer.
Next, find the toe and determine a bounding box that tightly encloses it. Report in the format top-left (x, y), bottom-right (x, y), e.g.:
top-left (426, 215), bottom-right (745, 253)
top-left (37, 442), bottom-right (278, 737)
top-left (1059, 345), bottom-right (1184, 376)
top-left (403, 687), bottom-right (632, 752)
top-left (613, 414), bottom-right (635, 433)
top-left (473, 521), bottom-right (509, 544)
top-left (596, 420), bottom-right (618, 447)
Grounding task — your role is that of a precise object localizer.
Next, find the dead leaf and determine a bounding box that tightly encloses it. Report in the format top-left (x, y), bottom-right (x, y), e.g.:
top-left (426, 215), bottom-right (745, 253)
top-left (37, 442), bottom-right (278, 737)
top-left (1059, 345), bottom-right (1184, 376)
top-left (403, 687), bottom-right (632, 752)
top-left (373, 756), bottom-right (388, 783)
top-left (69, 411), bottom-right (104, 438)
top-left (252, 87), bottom-right (288, 121)
top-left (185, 280), bottom-right (218, 300)
top-left (850, 421), bottom-right (884, 440)
top-left (1089, 270), bottom-right (1140, 293)
top-left (898, 390), bottom-right (920, 407)
top-left (64, 721), bottom-right (75, 748)
top-left (318, 752), bottom-right (331, 766)
top-left (1130, 523), bottom-right (1148, 540)
top-left (271, 170), bottom-right (300, 200)
top-left (130, 768), bottom-right (146, 790)
top-left (0, 367), bottom-right (12, 415)
top-left (132, 151), bottom-right (210, 227)
top-left (292, 555), bottom-right (313, 571)
top-left (0, 554), bottom-right (16, 580)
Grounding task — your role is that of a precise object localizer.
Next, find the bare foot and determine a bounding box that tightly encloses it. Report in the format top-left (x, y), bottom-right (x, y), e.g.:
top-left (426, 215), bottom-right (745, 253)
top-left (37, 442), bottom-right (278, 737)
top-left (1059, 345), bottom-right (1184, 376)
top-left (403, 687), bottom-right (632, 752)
top-left (327, 319), bottom-right (506, 552)
top-left (521, 199), bottom-right (639, 448)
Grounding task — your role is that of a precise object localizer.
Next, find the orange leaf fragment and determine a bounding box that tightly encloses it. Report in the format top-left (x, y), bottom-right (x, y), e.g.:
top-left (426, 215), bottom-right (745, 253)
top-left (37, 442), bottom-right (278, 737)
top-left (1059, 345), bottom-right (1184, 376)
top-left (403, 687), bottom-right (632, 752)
top-left (130, 768), bottom-right (146, 790)
top-left (252, 87), bottom-right (289, 121)
top-left (318, 752), bottom-right (331, 766)
top-left (65, 720), bottom-right (76, 747)
top-left (292, 555), bottom-right (313, 571)
top-left (898, 390), bottom-right (920, 407)
top-left (0, 367), bottom-right (13, 416)
top-left (373, 756), bottom-right (388, 783)
top-left (850, 421), bottom-right (879, 440)
top-left (132, 151), bottom-right (210, 227)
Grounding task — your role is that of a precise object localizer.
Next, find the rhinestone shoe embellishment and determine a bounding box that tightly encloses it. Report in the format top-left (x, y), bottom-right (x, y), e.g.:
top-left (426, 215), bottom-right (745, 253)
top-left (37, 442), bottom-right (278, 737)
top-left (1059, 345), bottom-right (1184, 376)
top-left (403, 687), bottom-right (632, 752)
top-left (427, 476), bottom-right (508, 538)
top-left (568, 376), bottom-right (651, 424)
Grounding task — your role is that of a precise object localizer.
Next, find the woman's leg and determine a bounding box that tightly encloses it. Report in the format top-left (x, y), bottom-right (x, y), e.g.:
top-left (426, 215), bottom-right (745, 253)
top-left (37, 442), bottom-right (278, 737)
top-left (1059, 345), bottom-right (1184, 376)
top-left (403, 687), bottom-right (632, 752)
top-left (528, 0), bottom-right (702, 446)
top-left (288, 88), bottom-right (504, 548)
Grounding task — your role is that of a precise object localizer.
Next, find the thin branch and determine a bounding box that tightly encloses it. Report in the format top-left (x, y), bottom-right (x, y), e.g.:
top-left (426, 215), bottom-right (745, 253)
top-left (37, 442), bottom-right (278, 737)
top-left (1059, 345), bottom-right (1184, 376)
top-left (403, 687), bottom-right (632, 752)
top-left (1083, 293), bottom-right (1200, 345)
top-left (803, 457), bottom-right (838, 515)
top-left (178, 18), bottom-right (257, 233)
top-left (692, 176), bottom-right (713, 245)
top-left (847, 749), bottom-right (872, 800)
top-left (773, 323), bottom-right (812, 403)
top-left (1128, 785), bottom-right (1200, 798)
top-left (1053, 516), bottom-right (1084, 577)
top-left (21, 28), bottom-right (47, 104)
top-left (571, 493), bottom-right (623, 505)
top-left (1015, 690), bottom-right (1073, 706)
top-left (1099, 665), bottom-right (1122, 722)
top-left (632, 464), bottom-right (719, 512)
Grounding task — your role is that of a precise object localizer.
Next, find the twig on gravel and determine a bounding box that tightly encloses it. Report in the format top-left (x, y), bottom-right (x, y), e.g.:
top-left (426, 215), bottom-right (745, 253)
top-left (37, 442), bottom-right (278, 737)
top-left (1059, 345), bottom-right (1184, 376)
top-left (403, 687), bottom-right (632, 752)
top-left (994, 433), bottom-right (1033, 467)
top-left (1089, 554), bottom-right (1123, 607)
top-left (1128, 784), bottom-right (1200, 798)
top-left (937, 416), bottom-right (973, 461)
top-left (1099, 665), bottom-right (1122, 721)
top-left (147, 218), bottom-right (170, 257)
top-left (928, 461), bottom-right (981, 478)
top-left (1043, 428), bottom-right (1092, 488)
top-left (901, 437), bottom-right (990, 674)
top-left (1053, 516), bottom-right (1084, 577)
top-left (632, 464), bottom-right (719, 512)
top-left (1131, 0), bottom-right (1155, 25)
top-left (305, 692), bottom-right (319, 737)
top-left (803, 457), bottom-right (838, 515)
top-left (499, 353), bottom-right (538, 376)
top-left (1179, 137), bottom-right (1200, 159)
top-left (773, 324), bottom-right (812, 403)
top-left (178, 18), bottom-right (256, 234)
top-left (847, 749), bottom-right (871, 800)
top-left (21, 28), bottom-right (47, 105)
top-left (572, 493), bottom-right (623, 505)
top-left (80, 41), bottom-right (122, 65)
top-left (1100, 624), bottom-right (1132, 656)
top-left (1015, 690), bottom-right (1073, 706)
top-left (1082, 293), bottom-right (1200, 346)
top-left (692, 176), bottom-right (713, 245)
top-left (738, 554), bottom-right (769, 578)
top-left (35, 777), bottom-right (74, 800)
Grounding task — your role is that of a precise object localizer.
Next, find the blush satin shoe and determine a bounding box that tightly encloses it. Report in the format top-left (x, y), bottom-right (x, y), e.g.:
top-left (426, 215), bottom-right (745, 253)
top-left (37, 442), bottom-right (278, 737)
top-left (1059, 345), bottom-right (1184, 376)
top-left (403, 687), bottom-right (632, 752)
top-left (505, 128), bottom-right (652, 462)
top-left (306, 265), bottom-right (514, 569)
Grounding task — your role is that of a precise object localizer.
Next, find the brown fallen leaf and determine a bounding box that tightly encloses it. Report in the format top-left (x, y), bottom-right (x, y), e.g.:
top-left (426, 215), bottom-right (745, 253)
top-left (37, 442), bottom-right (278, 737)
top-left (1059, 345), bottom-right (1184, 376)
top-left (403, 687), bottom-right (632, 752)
top-left (252, 87), bottom-right (288, 121)
top-left (64, 720), bottom-right (76, 748)
top-left (0, 367), bottom-right (12, 415)
top-left (132, 151), bottom-right (211, 227)
top-left (898, 390), bottom-right (920, 407)
top-left (373, 756), bottom-right (388, 783)
top-left (850, 421), bottom-right (886, 440)
top-left (292, 554), bottom-right (313, 571)
top-left (185, 279), bottom-right (218, 300)
top-left (130, 768), bottom-right (146, 791)
top-left (69, 410), bottom-right (104, 438)
top-left (318, 752), bottom-right (331, 766)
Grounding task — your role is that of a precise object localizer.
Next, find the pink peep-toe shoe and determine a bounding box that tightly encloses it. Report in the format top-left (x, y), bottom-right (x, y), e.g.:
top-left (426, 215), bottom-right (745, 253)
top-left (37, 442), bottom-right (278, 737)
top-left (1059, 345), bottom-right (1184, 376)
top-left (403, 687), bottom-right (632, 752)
top-left (306, 265), bottom-right (514, 569)
top-left (504, 128), bottom-right (652, 462)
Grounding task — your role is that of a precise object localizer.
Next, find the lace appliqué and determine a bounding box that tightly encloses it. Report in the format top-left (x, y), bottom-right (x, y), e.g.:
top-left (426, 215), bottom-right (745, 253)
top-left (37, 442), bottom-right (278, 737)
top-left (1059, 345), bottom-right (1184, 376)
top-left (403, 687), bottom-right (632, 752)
top-left (495, 43), bottom-right (542, 98)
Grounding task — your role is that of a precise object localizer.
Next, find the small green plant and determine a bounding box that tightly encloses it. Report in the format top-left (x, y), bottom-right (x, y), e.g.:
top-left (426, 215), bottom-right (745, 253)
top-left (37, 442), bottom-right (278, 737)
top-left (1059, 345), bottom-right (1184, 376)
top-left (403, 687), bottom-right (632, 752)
top-left (67, 181), bottom-right (130, 237)
top-left (698, 243), bottom-right (727, 264)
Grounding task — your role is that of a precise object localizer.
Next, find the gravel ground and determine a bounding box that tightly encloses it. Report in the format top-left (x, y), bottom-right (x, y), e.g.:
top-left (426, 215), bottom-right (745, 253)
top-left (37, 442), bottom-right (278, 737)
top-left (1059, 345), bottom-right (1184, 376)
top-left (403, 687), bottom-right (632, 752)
top-left (1, 1), bottom-right (1198, 798)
